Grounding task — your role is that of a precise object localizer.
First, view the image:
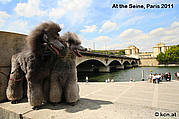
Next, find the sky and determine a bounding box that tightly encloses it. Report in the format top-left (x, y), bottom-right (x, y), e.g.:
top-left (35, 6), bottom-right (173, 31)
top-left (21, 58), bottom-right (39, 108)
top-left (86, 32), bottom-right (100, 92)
top-left (0, 0), bottom-right (179, 52)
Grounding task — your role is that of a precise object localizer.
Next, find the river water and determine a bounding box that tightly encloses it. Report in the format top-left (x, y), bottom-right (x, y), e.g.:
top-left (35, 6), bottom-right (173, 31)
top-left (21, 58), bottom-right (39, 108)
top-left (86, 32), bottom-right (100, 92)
top-left (77, 67), bottom-right (179, 82)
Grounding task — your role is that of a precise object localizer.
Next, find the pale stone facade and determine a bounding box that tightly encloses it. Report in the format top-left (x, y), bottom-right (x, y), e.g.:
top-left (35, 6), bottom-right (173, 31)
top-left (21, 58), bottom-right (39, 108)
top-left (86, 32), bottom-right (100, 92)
top-left (153, 43), bottom-right (170, 57)
top-left (124, 43), bottom-right (172, 66)
top-left (0, 31), bottom-right (26, 102)
top-left (139, 52), bottom-right (153, 58)
top-left (139, 43), bottom-right (171, 66)
top-left (139, 58), bottom-right (159, 66)
top-left (139, 43), bottom-right (170, 58)
top-left (124, 45), bottom-right (139, 58)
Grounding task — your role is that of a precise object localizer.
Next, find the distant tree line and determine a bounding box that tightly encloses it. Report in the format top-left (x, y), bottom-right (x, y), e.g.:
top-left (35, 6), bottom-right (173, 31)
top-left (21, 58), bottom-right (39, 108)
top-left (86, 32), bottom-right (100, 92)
top-left (156, 45), bottom-right (179, 64)
top-left (91, 50), bottom-right (125, 56)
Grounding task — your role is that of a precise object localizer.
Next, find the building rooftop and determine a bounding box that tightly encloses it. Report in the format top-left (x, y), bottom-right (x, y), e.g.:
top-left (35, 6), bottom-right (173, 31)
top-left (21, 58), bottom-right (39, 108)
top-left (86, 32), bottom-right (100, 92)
top-left (153, 42), bottom-right (169, 48)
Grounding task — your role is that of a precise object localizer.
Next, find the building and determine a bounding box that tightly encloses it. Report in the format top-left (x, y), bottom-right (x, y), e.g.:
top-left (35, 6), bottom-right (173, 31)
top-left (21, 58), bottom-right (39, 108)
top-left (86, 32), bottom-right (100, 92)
top-left (153, 43), bottom-right (170, 57)
top-left (123, 43), bottom-right (171, 59)
top-left (138, 43), bottom-right (171, 66)
top-left (124, 45), bottom-right (139, 58)
top-left (123, 43), bottom-right (172, 66)
top-left (139, 43), bottom-right (170, 58)
top-left (139, 52), bottom-right (153, 58)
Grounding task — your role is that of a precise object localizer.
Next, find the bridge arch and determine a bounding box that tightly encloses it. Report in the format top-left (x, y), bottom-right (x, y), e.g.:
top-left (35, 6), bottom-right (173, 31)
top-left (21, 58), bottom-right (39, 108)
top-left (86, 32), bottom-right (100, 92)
top-left (76, 57), bottom-right (106, 66)
top-left (123, 61), bottom-right (131, 69)
top-left (108, 60), bottom-right (122, 66)
top-left (123, 61), bottom-right (130, 65)
top-left (131, 61), bottom-right (136, 65)
top-left (108, 60), bottom-right (122, 71)
top-left (131, 60), bottom-right (138, 67)
top-left (77, 59), bottom-right (106, 72)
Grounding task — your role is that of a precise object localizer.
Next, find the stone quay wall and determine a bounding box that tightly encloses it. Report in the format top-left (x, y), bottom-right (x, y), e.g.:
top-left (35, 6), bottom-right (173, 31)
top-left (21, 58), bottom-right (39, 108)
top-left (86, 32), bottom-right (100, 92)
top-left (0, 31), bottom-right (27, 102)
top-left (139, 58), bottom-right (159, 66)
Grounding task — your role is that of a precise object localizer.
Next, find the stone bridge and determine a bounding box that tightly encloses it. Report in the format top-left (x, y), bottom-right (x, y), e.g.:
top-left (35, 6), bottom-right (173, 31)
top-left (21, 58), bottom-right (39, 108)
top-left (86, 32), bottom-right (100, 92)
top-left (76, 52), bottom-right (139, 72)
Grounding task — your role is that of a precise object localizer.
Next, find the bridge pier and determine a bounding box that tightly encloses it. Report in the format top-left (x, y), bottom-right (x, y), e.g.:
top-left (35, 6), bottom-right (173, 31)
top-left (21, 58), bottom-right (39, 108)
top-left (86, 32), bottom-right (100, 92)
top-left (124, 65), bottom-right (133, 69)
top-left (116, 65), bottom-right (124, 70)
top-left (110, 65), bottom-right (124, 71)
top-left (99, 66), bottom-right (110, 73)
top-left (132, 64), bottom-right (138, 67)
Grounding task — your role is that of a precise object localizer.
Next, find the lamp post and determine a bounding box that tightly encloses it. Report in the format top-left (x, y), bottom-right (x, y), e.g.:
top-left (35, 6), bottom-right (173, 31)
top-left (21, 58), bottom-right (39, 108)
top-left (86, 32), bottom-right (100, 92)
top-left (105, 40), bottom-right (108, 55)
top-left (93, 42), bottom-right (95, 51)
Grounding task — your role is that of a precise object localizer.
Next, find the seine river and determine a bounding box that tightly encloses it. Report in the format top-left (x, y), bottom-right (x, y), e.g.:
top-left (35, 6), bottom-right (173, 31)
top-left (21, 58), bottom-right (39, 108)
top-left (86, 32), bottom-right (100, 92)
top-left (77, 67), bottom-right (179, 82)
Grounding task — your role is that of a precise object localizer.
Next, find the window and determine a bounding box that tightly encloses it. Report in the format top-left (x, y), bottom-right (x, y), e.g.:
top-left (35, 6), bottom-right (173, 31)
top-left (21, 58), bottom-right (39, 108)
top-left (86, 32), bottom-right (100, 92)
top-left (159, 47), bottom-right (162, 52)
top-left (130, 49), bottom-right (132, 54)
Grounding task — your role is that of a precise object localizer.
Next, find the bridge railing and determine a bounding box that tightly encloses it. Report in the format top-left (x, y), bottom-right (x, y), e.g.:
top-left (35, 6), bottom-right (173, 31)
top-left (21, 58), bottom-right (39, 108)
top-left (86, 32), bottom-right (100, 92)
top-left (80, 51), bottom-right (139, 60)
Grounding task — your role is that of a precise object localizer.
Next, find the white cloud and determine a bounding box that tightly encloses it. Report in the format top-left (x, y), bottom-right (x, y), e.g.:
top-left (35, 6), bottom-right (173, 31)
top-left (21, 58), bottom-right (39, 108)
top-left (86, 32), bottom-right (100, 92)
top-left (0, 11), bottom-right (10, 18)
top-left (115, 21), bottom-right (179, 51)
top-left (0, 0), bottom-right (11, 4)
top-left (92, 36), bottom-right (113, 50)
top-left (49, 8), bottom-right (66, 19)
top-left (122, 16), bottom-right (145, 26)
top-left (171, 21), bottom-right (179, 28)
top-left (108, 43), bottom-right (125, 50)
top-left (94, 36), bottom-right (112, 42)
top-left (49, 0), bottom-right (92, 24)
top-left (78, 34), bottom-right (93, 49)
top-left (5, 20), bottom-right (29, 34)
top-left (148, 22), bottom-right (179, 43)
top-left (11, 20), bottom-right (27, 28)
top-left (149, 28), bottom-right (165, 35)
top-left (0, 11), bottom-right (10, 26)
top-left (119, 28), bottom-right (147, 41)
top-left (14, 0), bottom-right (45, 17)
top-left (80, 25), bottom-right (97, 33)
top-left (116, 29), bottom-right (150, 51)
top-left (78, 35), bottom-right (113, 50)
top-left (99, 21), bottom-right (118, 33)
top-left (112, 0), bottom-right (176, 26)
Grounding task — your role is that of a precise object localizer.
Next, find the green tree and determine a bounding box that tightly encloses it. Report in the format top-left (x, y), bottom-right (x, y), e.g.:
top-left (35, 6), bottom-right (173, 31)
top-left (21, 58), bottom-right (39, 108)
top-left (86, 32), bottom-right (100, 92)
top-left (156, 52), bottom-right (166, 64)
top-left (165, 45), bottom-right (179, 63)
top-left (91, 50), bottom-right (125, 56)
top-left (117, 50), bottom-right (125, 55)
top-left (156, 45), bottom-right (179, 64)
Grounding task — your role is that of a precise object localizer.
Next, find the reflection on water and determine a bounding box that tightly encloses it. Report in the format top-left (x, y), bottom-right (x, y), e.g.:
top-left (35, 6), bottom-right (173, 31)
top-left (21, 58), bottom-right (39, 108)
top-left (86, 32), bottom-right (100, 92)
top-left (77, 67), bottom-right (179, 82)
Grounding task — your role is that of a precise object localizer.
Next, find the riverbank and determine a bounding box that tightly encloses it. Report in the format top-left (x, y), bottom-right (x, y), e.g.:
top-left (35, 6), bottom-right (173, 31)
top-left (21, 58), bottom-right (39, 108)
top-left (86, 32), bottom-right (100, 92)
top-left (139, 57), bottom-right (179, 67)
top-left (1, 81), bottom-right (179, 119)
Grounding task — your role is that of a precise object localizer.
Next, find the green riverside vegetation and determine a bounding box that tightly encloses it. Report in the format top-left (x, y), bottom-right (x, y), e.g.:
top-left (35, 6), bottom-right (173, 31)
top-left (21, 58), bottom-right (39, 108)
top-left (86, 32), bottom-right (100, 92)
top-left (156, 45), bottom-right (179, 64)
top-left (91, 50), bottom-right (125, 56)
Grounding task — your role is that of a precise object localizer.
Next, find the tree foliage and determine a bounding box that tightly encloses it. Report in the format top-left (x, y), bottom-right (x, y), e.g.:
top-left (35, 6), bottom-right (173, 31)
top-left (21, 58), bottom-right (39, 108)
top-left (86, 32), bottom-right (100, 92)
top-left (156, 45), bottom-right (179, 64)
